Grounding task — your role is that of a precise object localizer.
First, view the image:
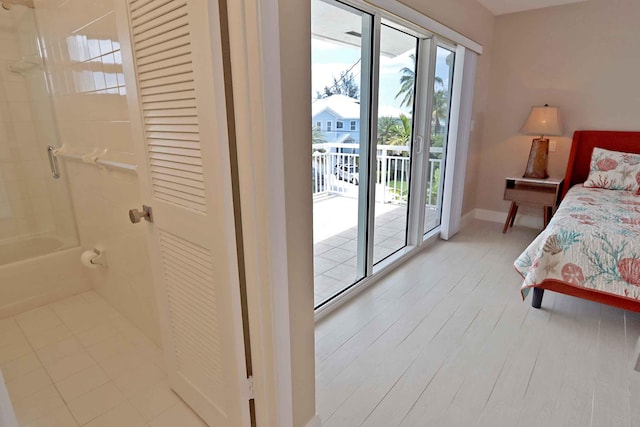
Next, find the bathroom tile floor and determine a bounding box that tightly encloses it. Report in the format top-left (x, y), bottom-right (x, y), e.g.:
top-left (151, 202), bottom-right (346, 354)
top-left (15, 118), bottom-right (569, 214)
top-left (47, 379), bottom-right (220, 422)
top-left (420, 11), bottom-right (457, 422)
top-left (0, 291), bottom-right (206, 426)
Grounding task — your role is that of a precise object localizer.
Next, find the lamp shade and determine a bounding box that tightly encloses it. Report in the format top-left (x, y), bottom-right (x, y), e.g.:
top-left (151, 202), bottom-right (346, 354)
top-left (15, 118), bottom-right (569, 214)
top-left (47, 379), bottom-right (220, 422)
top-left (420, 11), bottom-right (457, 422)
top-left (520, 105), bottom-right (562, 137)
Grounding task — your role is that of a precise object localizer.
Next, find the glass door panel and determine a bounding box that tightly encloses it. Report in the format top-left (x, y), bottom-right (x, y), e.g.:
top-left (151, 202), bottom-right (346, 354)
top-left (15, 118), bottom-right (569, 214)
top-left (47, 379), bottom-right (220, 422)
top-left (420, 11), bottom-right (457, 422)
top-left (424, 45), bottom-right (455, 234)
top-left (372, 25), bottom-right (418, 264)
top-left (311, 0), bottom-right (371, 307)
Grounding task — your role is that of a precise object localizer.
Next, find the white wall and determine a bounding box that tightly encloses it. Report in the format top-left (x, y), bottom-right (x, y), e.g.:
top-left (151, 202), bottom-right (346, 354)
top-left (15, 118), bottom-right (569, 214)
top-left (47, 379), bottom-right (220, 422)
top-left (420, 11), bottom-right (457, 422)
top-left (399, 0), bottom-right (495, 215)
top-left (278, 0), bottom-right (317, 424)
top-left (476, 0), bottom-right (640, 215)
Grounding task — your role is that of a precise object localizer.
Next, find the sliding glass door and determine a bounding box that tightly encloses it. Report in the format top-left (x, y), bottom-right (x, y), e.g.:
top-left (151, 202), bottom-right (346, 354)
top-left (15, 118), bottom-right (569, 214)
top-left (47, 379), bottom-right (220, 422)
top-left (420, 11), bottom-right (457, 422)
top-left (424, 45), bottom-right (455, 234)
top-left (311, 0), bottom-right (371, 306)
top-left (312, 0), bottom-right (458, 308)
top-left (372, 25), bottom-right (418, 264)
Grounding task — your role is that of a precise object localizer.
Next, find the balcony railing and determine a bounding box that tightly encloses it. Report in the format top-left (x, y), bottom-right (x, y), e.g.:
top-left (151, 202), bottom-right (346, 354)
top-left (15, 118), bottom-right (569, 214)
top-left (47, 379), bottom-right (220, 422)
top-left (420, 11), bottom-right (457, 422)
top-left (312, 142), bottom-right (442, 207)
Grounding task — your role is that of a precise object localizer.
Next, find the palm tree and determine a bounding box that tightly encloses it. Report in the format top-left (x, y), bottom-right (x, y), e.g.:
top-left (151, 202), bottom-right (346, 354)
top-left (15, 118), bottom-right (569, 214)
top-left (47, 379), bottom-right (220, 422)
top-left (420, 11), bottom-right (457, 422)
top-left (395, 54), bottom-right (416, 108)
top-left (387, 115), bottom-right (412, 149)
top-left (431, 85), bottom-right (449, 136)
top-left (377, 116), bottom-right (399, 144)
top-left (395, 54), bottom-right (444, 110)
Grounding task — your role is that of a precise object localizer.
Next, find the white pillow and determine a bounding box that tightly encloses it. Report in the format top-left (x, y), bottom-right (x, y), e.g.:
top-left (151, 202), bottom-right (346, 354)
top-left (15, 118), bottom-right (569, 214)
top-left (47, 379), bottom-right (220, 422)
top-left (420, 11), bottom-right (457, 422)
top-left (583, 147), bottom-right (640, 192)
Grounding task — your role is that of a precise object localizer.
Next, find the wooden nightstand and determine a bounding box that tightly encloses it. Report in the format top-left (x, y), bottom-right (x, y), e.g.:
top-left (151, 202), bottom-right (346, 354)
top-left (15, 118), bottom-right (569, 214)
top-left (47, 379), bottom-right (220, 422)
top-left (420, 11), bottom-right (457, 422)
top-left (502, 176), bottom-right (564, 233)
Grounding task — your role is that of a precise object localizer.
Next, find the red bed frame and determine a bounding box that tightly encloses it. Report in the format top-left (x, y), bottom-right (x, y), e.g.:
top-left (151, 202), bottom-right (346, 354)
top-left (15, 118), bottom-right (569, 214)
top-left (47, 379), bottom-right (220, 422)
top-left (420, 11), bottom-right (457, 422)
top-left (531, 130), bottom-right (640, 313)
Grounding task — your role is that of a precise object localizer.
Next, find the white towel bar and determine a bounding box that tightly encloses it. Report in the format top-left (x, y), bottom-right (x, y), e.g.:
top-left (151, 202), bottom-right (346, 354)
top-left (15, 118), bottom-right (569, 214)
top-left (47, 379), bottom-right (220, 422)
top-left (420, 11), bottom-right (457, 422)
top-left (50, 146), bottom-right (137, 174)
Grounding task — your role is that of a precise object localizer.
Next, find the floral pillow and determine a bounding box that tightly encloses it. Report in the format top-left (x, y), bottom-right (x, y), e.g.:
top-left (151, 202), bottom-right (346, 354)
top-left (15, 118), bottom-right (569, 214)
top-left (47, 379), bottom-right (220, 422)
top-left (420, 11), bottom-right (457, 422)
top-left (583, 147), bottom-right (640, 192)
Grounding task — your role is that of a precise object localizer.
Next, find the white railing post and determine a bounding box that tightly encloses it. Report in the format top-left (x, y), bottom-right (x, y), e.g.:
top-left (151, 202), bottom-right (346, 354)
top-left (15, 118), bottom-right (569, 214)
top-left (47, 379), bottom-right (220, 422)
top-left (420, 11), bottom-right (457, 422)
top-left (380, 147), bottom-right (387, 203)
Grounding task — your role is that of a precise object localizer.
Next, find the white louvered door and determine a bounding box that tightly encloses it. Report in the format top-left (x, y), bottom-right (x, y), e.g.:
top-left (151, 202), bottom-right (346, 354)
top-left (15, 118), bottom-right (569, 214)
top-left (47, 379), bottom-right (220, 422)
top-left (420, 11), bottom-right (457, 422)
top-left (119, 1), bottom-right (250, 426)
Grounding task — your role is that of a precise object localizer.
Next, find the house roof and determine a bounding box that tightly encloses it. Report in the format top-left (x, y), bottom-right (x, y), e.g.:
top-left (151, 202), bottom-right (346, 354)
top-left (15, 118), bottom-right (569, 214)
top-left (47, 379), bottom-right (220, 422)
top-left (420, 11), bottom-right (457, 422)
top-left (312, 95), bottom-right (361, 119)
top-left (312, 94), bottom-right (410, 120)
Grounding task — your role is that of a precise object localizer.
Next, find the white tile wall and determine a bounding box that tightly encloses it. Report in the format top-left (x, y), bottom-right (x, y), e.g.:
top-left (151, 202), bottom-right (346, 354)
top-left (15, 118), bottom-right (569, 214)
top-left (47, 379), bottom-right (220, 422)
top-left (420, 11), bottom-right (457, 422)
top-left (32, 0), bottom-right (162, 345)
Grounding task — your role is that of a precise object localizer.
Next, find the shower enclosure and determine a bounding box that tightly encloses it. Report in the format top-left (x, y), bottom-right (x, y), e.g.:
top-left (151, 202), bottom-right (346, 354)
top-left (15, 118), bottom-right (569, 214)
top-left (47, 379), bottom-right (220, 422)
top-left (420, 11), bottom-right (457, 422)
top-left (0, 1), bottom-right (86, 315)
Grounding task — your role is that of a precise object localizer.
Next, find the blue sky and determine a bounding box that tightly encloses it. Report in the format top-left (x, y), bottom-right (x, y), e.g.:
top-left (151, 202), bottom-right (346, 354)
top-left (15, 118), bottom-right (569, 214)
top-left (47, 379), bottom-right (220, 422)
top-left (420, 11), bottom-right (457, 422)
top-left (312, 38), bottom-right (453, 115)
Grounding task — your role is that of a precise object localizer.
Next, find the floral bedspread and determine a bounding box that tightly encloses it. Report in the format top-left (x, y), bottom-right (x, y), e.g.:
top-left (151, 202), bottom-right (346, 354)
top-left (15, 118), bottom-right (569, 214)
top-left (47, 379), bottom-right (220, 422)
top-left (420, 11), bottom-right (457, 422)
top-left (515, 185), bottom-right (640, 301)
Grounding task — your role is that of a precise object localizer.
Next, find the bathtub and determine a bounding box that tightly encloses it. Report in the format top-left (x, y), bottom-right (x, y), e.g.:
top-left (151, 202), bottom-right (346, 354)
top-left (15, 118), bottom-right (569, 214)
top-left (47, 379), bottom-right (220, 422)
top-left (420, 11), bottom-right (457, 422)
top-left (0, 236), bottom-right (91, 318)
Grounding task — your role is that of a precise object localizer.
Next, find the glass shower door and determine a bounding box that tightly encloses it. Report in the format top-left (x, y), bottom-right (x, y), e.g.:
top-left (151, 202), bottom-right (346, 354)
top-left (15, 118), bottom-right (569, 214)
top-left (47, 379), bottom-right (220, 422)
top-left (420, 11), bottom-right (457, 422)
top-left (0, 3), bottom-right (79, 265)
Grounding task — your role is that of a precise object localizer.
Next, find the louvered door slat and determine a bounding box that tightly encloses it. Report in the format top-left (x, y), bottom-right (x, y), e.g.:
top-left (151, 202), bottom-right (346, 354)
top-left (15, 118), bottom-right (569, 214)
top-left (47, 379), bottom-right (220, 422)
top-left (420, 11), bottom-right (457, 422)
top-left (132, 10), bottom-right (188, 40)
top-left (150, 159), bottom-right (203, 174)
top-left (149, 152), bottom-right (202, 166)
top-left (151, 166), bottom-right (203, 182)
top-left (163, 257), bottom-right (216, 286)
top-left (148, 137), bottom-right (198, 149)
top-left (133, 20), bottom-right (188, 48)
top-left (145, 115), bottom-right (198, 125)
top-left (131, 0), bottom-right (183, 23)
top-left (143, 98), bottom-right (196, 111)
top-left (151, 173), bottom-right (204, 190)
top-left (139, 73), bottom-right (193, 90)
top-left (139, 63), bottom-right (193, 83)
top-left (143, 89), bottom-right (195, 103)
top-left (150, 140), bottom-right (200, 151)
top-left (154, 189), bottom-right (206, 210)
top-left (147, 124), bottom-right (199, 134)
top-left (159, 237), bottom-right (212, 266)
top-left (140, 81), bottom-right (194, 98)
top-left (143, 108), bottom-right (197, 118)
top-left (152, 179), bottom-right (205, 198)
top-left (129, 0), bottom-right (155, 13)
top-left (135, 26), bottom-right (190, 52)
top-left (136, 39), bottom-right (191, 65)
top-left (137, 53), bottom-right (192, 74)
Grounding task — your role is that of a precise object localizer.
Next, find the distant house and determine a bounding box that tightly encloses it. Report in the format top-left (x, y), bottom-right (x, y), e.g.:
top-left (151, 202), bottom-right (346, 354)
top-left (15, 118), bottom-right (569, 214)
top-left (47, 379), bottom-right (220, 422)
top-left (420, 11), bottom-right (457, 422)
top-left (312, 94), bottom-right (411, 147)
top-left (312, 94), bottom-right (361, 145)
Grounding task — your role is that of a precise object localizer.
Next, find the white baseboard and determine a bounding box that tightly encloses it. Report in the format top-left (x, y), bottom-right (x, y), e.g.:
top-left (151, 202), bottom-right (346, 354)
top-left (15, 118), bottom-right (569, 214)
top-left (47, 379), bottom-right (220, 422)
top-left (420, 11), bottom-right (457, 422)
top-left (460, 210), bottom-right (475, 230)
top-left (472, 208), bottom-right (543, 230)
top-left (305, 415), bottom-right (322, 427)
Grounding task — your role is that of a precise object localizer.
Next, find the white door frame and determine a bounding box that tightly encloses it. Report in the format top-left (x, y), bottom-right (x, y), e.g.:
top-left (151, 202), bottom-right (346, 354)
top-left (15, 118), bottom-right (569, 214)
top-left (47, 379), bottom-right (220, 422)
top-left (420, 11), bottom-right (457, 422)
top-left (225, 0), bottom-right (297, 426)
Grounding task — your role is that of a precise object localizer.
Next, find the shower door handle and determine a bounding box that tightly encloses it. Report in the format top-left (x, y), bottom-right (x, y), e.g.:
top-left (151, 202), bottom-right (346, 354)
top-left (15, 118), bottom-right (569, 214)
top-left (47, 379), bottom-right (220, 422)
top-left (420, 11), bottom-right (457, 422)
top-left (47, 146), bottom-right (60, 179)
top-left (129, 205), bottom-right (153, 223)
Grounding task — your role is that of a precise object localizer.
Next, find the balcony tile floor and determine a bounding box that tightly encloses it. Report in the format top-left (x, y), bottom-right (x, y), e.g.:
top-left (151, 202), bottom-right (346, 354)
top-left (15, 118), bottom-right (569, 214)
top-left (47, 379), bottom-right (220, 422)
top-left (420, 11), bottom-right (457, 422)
top-left (314, 195), bottom-right (439, 306)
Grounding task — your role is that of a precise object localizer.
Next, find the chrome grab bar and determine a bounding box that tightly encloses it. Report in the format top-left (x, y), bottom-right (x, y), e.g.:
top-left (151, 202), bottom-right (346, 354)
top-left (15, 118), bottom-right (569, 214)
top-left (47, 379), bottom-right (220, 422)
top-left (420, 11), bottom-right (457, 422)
top-left (47, 146), bottom-right (60, 179)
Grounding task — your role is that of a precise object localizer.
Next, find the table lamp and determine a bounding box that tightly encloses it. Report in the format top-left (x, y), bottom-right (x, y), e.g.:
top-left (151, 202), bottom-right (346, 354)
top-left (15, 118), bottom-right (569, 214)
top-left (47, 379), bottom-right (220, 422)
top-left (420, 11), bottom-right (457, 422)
top-left (520, 104), bottom-right (562, 179)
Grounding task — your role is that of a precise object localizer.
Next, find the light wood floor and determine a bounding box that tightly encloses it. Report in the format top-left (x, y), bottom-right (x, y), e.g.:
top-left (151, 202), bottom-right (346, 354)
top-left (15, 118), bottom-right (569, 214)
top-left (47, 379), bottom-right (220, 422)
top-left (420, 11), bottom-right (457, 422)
top-left (315, 220), bottom-right (640, 427)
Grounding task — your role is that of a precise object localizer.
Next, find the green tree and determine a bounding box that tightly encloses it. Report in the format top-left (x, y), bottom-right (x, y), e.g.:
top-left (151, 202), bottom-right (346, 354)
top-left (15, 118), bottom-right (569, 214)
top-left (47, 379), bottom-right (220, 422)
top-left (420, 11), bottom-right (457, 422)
top-left (394, 54), bottom-right (444, 109)
top-left (431, 79), bottom-right (449, 136)
top-left (387, 115), bottom-right (412, 149)
top-left (377, 116), bottom-right (400, 144)
top-left (316, 70), bottom-right (359, 100)
top-left (395, 54), bottom-right (416, 108)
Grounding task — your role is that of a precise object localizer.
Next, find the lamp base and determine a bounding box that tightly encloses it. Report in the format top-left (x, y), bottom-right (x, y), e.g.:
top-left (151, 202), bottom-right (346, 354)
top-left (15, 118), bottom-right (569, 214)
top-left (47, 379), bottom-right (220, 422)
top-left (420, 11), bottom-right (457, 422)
top-left (523, 137), bottom-right (549, 179)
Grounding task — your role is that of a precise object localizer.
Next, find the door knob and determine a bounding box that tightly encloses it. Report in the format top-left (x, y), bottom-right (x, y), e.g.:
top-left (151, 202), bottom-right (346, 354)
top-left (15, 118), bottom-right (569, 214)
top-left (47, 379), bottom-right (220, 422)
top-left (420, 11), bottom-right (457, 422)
top-left (129, 205), bottom-right (153, 223)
